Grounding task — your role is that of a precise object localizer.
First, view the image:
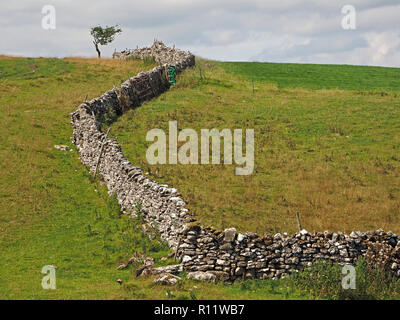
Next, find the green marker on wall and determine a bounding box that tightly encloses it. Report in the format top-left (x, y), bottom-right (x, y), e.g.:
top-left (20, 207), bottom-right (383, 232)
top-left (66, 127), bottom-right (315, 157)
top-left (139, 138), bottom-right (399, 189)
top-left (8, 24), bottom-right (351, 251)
top-left (168, 66), bottom-right (176, 85)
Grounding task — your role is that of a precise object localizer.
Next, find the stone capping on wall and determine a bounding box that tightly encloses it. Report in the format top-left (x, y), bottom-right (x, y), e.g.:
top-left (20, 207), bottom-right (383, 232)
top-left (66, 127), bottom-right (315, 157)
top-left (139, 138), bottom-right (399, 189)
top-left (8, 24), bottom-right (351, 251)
top-left (71, 41), bottom-right (400, 281)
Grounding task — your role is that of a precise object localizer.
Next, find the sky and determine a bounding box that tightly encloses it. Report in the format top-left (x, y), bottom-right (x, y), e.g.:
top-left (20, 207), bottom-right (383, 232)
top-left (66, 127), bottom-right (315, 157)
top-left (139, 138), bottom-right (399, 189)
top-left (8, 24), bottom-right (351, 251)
top-left (1, 1), bottom-right (399, 67)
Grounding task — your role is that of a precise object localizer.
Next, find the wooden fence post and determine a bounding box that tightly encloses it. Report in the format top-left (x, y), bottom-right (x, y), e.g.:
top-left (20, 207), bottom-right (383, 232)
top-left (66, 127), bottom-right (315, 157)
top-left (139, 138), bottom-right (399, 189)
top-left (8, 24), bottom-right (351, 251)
top-left (296, 212), bottom-right (302, 233)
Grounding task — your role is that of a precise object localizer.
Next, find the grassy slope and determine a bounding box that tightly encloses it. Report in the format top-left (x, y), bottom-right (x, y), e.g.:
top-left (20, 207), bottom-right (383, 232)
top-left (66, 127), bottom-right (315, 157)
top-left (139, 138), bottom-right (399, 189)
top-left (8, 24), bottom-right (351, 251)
top-left (0, 56), bottom-right (161, 299)
top-left (219, 61), bottom-right (400, 91)
top-left (0, 56), bottom-right (308, 300)
top-left (110, 59), bottom-right (400, 235)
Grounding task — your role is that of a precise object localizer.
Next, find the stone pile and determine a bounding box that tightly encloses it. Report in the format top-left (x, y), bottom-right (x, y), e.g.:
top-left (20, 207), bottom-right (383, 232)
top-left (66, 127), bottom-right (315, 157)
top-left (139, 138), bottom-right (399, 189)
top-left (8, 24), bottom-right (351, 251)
top-left (72, 41), bottom-right (400, 282)
top-left (113, 40), bottom-right (195, 73)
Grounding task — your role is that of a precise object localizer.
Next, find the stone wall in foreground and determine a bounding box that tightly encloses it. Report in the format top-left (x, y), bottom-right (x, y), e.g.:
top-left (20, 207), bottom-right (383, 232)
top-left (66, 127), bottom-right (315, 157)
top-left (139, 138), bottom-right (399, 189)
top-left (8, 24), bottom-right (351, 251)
top-left (72, 41), bottom-right (400, 281)
top-left (180, 226), bottom-right (400, 280)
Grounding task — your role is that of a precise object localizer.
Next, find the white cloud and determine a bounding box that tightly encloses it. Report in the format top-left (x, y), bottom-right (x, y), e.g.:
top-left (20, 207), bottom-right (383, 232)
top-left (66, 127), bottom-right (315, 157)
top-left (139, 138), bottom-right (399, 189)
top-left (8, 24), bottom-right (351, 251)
top-left (364, 32), bottom-right (400, 66)
top-left (0, 1), bottom-right (399, 67)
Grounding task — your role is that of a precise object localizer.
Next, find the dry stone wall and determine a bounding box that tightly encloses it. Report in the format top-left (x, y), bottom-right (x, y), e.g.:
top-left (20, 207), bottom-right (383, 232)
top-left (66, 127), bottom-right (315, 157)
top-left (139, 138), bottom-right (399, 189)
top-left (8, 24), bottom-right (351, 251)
top-left (181, 226), bottom-right (400, 281)
top-left (71, 41), bottom-right (400, 281)
top-left (113, 41), bottom-right (194, 73)
top-left (71, 41), bottom-right (195, 252)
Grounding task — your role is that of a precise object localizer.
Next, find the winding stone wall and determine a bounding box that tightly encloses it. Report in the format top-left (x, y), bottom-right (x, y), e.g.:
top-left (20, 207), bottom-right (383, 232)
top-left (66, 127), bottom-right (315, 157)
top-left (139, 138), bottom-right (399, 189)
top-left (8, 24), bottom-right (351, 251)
top-left (71, 41), bottom-right (400, 281)
top-left (71, 41), bottom-right (195, 252)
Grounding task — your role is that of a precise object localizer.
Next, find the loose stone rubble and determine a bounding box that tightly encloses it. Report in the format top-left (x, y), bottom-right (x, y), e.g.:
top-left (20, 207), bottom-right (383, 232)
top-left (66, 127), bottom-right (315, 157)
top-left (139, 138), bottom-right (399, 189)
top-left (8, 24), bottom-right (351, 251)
top-left (71, 41), bottom-right (400, 282)
top-left (153, 273), bottom-right (180, 286)
top-left (54, 145), bottom-right (69, 151)
top-left (152, 264), bottom-right (184, 275)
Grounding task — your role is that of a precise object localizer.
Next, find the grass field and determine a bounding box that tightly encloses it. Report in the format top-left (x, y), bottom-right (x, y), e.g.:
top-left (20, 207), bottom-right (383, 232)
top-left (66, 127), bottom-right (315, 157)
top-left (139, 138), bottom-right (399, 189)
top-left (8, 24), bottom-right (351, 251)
top-left (0, 56), bottom-right (313, 299)
top-left (109, 59), bottom-right (400, 235)
top-left (1, 55), bottom-right (400, 300)
top-left (219, 61), bottom-right (400, 91)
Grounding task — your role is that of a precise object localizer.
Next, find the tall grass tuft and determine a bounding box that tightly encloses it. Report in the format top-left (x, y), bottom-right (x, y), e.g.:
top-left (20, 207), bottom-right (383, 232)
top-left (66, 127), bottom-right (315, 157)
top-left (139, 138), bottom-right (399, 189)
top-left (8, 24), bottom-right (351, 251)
top-left (291, 259), bottom-right (400, 300)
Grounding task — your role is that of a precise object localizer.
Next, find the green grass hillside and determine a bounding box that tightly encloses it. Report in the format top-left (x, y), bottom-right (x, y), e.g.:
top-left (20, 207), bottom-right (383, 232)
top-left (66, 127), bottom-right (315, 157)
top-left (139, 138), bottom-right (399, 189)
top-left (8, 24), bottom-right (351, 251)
top-left (109, 59), bottom-right (400, 235)
top-left (1, 56), bottom-right (400, 300)
top-left (219, 61), bottom-right (400, 91)
top-left (0, 56), bottom-right (163, 299)
top-left (0, 56), bottom-right (313, 300)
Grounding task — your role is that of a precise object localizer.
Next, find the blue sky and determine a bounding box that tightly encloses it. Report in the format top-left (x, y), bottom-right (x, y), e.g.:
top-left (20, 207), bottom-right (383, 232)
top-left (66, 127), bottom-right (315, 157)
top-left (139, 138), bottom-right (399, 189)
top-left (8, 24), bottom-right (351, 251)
top-left (1, 0), bottom-right (399, 67)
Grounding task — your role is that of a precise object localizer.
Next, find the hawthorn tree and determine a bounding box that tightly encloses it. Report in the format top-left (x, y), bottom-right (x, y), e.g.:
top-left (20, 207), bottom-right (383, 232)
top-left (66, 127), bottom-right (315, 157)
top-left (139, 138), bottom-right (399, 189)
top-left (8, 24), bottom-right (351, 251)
top-left (90, 25), bottom-right (122, 58)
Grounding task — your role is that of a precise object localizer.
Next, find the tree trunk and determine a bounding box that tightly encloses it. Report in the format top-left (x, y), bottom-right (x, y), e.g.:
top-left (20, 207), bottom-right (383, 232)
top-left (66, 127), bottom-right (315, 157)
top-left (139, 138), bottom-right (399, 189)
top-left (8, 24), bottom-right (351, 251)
top-left (94, 42), bottom-right (101, 58)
